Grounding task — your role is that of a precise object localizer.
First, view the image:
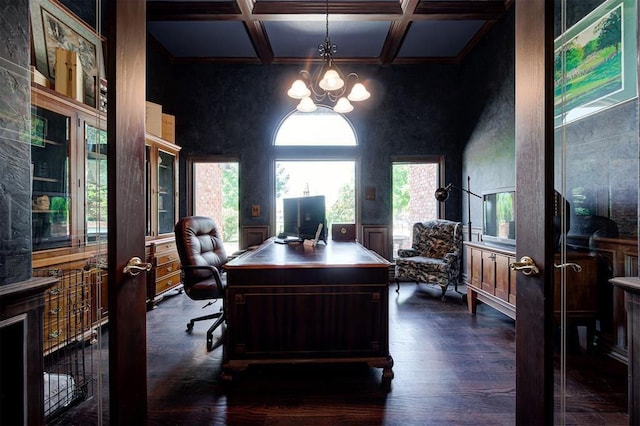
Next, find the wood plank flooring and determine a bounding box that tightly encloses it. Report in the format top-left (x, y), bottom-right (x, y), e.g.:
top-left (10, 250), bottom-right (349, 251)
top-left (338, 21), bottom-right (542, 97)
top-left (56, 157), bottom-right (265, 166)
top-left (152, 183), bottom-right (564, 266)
top-left (49, 283), bottom-right (627, 425)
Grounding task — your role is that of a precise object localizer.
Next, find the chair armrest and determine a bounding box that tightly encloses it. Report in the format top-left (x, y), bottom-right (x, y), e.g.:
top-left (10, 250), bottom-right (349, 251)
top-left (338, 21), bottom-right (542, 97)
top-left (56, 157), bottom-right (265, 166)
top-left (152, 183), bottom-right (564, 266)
top-left (443, 253), bottom-right (459, 264)
top-left (181, 264), bottom-right (224, 293)
top-left (397, 248), bottom-right (418, 257)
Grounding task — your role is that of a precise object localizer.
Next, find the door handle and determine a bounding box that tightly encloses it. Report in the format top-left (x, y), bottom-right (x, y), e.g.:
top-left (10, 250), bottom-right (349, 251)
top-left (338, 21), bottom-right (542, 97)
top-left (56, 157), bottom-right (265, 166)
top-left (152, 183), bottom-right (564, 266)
top-left (509, 256), bottom-right (540, 276)
top-left (123, 256), bottom-right (152, 276)
top-left (554, 262), bottom-right (582, 272)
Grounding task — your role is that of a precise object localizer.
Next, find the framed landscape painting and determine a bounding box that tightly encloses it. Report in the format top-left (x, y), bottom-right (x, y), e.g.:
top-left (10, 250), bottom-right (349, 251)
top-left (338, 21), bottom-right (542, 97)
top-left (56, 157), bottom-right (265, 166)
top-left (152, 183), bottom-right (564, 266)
top-left (554, 0), bottom-right (637, 126)
top-left (30, 0), bottom-right (105, 108)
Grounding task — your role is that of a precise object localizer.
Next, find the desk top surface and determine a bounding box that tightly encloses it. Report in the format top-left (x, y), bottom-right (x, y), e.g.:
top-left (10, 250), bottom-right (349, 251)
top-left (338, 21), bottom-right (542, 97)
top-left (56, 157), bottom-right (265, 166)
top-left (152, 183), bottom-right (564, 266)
top-left (225, 238), bottom-right (390, 269)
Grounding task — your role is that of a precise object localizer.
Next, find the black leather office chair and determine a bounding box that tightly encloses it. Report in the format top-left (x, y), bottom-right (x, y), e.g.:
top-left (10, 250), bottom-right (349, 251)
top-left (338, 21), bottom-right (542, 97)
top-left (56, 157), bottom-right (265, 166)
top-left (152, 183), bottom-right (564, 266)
top-left (174, 216), bottom-right (228, 351)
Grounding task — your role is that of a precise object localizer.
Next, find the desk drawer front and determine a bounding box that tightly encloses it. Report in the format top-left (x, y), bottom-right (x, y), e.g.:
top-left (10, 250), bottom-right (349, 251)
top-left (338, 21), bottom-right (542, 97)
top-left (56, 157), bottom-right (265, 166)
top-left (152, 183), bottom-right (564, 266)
top-left (227, 285), bottom-right (388, 359)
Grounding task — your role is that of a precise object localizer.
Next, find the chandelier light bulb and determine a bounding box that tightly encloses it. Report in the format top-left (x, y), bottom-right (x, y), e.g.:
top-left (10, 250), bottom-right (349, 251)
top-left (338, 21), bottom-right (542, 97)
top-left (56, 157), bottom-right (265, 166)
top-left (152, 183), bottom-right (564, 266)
top-left (296, 96), bottom-right (317, 112)
top-left (319, 69), bottom-right (344, 91)
top-left (347, 82), bottom-right (371, 102)
top-left (333, 97), bottom-right (354, 113)
top-left (287, 80), bottom-right (311, 99)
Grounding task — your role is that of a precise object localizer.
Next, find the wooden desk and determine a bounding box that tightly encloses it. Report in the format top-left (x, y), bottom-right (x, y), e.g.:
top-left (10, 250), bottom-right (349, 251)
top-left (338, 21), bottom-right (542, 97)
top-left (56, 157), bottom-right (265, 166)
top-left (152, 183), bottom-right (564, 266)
top-left (223, 239), bottom-right (394, 382)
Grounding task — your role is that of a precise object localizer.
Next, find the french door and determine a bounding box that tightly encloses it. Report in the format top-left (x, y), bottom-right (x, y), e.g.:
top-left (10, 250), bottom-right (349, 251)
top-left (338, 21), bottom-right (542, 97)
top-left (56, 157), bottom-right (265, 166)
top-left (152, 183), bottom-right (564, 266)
top-left (107, 1), bottom-right (148, 423)
top-left (515, 0), bottom-right (639, 423)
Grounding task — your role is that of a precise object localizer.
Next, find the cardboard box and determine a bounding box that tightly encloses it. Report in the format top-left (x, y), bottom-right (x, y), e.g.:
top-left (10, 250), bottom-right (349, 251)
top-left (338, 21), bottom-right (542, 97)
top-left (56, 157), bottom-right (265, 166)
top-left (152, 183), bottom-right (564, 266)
top-left (30, 66), bottom-right (50, 88)
top-left (161, 113), bottom-right (175, 142)
top-left (54, 48), bottom-right (83, 102)
top-left (145, 101), bottom-right (162, 137)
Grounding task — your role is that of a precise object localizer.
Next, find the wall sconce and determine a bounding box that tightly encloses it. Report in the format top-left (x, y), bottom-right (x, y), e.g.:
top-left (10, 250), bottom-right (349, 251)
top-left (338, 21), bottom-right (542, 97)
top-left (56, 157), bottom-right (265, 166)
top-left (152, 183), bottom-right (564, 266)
top-left (435, 176), bottom-right (481, 241)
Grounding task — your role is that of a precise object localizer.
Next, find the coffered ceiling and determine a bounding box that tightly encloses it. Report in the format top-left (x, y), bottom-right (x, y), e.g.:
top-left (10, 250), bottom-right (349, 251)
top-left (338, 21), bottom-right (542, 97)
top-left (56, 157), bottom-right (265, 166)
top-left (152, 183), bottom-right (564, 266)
top-left (146, 0), bottom-right (513, 65)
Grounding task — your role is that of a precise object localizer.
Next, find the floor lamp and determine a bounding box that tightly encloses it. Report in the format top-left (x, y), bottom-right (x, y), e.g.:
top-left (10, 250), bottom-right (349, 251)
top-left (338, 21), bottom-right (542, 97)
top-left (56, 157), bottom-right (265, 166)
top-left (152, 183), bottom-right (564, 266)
top-left (434, 176), bottom-right (481, 241)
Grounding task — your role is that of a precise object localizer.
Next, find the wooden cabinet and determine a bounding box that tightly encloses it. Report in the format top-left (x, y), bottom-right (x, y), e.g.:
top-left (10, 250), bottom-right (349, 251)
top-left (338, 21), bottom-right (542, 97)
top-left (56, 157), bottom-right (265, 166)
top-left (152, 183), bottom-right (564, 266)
top-left (466, 242), bottom-right (517, 319)
top-left (466, 242), bottom-right (598, 330)
top-left (31, 85), bottom-right (108, 352)
top-left (145, 134), bottom-right (180, 239)
top-left (32, 257), bottom-right (102, 354)
top-left (31, 85), bottom-right (107, 251)
top-left (146, 237), bottom-right (182, 308)
top-left (145, 135), bottom-right (182, 307)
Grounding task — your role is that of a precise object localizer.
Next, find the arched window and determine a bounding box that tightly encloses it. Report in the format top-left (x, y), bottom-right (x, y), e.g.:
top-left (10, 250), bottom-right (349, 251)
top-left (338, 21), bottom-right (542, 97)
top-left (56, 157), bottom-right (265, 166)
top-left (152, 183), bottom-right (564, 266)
top-left (274, 106), bottom-right (357, 146)
top-left (273, 106), bottom-right (358, 238)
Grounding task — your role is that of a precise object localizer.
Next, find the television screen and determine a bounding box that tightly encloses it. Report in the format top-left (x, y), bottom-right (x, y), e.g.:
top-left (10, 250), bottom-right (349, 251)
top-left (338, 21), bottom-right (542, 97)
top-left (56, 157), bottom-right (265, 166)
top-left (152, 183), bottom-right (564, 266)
top-left (483, 189), bottom-right (516, 245)
top-left (283, 195), bottom-right (327, 242)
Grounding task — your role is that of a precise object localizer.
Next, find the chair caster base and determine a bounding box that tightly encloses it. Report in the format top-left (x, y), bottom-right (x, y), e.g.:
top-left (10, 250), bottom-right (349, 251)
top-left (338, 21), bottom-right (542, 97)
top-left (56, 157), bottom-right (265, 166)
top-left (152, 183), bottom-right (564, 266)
top-left (186, 322), bottom-right (194, 333)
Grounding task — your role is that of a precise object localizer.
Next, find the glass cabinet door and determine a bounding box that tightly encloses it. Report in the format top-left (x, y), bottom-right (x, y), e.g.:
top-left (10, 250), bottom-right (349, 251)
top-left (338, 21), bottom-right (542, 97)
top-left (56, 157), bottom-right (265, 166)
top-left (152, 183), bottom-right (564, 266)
top-left (145, 145), bottom-right (152, 237)
top-left (31, 105), bottom-right (71, 249)
top-left (157, 149), bottom-right (176, 235)
top-left (85, 124), bottom-right (108, 243)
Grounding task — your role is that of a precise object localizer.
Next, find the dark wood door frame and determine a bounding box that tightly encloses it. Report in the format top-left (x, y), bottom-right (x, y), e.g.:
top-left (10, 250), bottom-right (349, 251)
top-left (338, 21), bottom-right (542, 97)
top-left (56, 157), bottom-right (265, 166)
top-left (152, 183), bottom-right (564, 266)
top-left (514, 0), bottom-right (555, 424)
top-left (107, 1), bottom-right (148, 424)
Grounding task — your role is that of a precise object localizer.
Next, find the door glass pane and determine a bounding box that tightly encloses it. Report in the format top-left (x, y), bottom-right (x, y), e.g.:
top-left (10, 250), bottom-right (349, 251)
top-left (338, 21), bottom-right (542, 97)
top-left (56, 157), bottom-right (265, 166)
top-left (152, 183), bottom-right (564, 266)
top-left (391, 162), bottom-right (439, 258)
top-left (554, 0), bottom-right (637, 422)
top-left (31, 105), bottom-right (71, 250)
top-left (193, 161), bottom-right (240, 253)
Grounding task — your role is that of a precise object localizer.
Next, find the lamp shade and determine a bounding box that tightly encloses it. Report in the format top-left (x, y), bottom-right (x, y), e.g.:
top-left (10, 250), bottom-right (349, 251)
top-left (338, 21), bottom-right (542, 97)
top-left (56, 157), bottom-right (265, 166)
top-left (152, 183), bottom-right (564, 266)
top-left (347, 82), bottom-right (371, 102)
top-left (287, 80), bottom-right (311, 99)
top-left (296, 96), bottom-right (317, 112)
top-left (319, 69), bottom-right (344, 91)
top-left (333, 97), bottom-right (354, 113)
top-left (434, 187), bottom-right (450, 202)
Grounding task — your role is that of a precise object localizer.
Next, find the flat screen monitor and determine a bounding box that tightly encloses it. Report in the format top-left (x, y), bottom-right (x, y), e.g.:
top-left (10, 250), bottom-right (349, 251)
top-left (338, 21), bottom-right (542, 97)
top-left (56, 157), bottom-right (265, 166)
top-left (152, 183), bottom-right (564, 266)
top-left (482, 189), bottom-right (516, 246)
top-left (283, 195), bottom-right (327, 242)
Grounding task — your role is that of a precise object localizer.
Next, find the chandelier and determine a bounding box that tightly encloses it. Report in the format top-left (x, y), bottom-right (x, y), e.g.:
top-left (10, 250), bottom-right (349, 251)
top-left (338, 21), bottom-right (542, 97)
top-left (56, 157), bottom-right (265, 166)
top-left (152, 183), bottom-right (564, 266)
top-left (286, 0), bottom-right (370, 114)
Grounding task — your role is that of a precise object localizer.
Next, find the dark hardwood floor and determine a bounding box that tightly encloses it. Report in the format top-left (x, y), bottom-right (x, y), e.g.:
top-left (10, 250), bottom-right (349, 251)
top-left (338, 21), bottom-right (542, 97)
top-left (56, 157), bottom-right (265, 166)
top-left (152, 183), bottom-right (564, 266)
top-left (49, 282), bottom-right (627, 425)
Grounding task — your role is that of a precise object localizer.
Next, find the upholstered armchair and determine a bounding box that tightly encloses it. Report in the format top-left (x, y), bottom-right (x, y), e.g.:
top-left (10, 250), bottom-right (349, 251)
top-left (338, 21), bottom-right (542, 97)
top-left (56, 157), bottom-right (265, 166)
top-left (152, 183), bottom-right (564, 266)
top-left (394, 219), bottom-right (463, 301)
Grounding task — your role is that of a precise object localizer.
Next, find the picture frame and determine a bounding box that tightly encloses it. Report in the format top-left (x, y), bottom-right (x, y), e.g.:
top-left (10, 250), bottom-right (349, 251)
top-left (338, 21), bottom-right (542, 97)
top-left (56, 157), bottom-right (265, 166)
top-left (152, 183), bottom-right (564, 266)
top-left (554, 0), bottom-right (637, 126)
top-left (30, 113), bottom-right (47, 148)
top-left (30, 0), bottom-right (105, 108)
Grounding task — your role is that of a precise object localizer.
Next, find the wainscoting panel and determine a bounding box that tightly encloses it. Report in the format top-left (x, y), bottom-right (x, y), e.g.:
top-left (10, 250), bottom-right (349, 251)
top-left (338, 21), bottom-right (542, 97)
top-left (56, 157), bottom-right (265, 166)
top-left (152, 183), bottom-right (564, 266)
top-left (241, 226), bottom-right (269, 249)
top-left (362, 225), bottom-right (390, 260)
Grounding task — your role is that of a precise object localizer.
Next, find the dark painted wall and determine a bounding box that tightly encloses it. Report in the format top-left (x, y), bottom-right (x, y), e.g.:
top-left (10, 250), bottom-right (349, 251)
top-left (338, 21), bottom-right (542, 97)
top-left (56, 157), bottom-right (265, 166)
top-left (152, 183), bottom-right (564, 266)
top-left (148, 53), bottom-right (473, 231)
top-left (460, 6), bottom-right (516, 237)
top-left (0, 0), bottom-right (32, 285)
top-left (461, 0), bottom-right (638, 242)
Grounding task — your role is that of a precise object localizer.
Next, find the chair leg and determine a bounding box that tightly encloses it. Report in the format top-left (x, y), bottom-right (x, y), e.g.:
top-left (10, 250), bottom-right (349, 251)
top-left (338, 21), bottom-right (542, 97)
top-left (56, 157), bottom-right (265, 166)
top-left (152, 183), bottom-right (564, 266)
top-left (440, 285), bottom-right (447, 302)
top-left (395, 279), bottom-right (400, 293)
top-left (206, 313), bottom-right (226, 351)
top-left (186, 311), bottom-right (222, 334)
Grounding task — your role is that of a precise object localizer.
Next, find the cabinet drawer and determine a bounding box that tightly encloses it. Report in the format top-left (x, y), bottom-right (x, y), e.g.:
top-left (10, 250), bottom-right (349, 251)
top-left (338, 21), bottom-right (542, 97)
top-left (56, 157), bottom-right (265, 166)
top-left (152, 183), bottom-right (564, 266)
top-left (44, 317), bottom-right (69, 349)
top-left (156, 270), bottom-right (181, 294)
top-left (156, 260), bottom-right (180, 278)
top-left (154, 240), bottom-right (176, 253)
top-left (156, 251), bottom-right (179, 266)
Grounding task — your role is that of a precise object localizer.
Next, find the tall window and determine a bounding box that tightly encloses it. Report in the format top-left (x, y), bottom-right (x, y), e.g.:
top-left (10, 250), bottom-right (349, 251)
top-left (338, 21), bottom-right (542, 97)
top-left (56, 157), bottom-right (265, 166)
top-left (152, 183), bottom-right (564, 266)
top-left (275, 161), bottom-right (356, 236)
top-left (191, 160), bottom-right (239, 253)
top-left (274, 107), bottom-right (358, 238)
top-left (391, 158), bottom-right (442, 258)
